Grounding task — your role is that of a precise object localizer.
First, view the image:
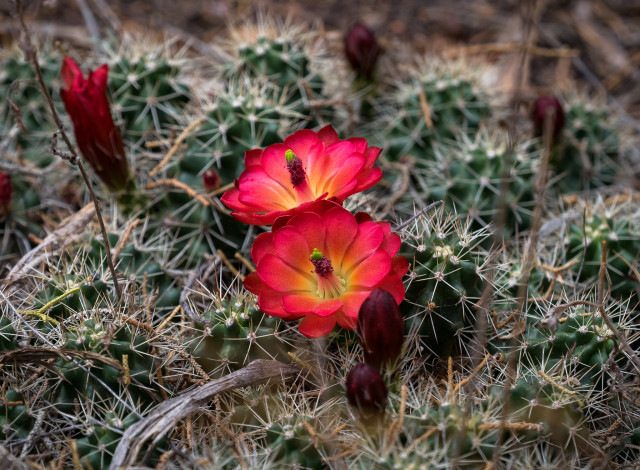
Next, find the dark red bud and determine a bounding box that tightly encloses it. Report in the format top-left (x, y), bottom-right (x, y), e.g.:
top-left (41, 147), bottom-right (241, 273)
top-left (344, 22), bottom-right (381, 80)
top-left (532, 96), bottom-right (565, 140)
top-left (346, 362), bottom-right (388, 414)
top-left (0, 172), bottom-right (11, 216)
top-left (60, 57), bottom-right (129, 191)
top-left (357, 288), bottom-right (404, 371)
top-left (203, 169), bottom-right (221, 191)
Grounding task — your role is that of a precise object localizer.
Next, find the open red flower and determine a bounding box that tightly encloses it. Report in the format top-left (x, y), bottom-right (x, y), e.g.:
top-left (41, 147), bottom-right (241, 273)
top-left (244, 201), bottom-right (408, 338)
top-left (61, 57), bottom-right (129, 191)
top-left (221, 126), bottom-right (382, 225)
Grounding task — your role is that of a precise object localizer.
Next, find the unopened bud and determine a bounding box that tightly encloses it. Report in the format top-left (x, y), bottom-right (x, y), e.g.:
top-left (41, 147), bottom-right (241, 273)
top-left (0, 172), bottom-right (12, 217)
top-left (344, 22), bottom-right (381, 81)
top-left (532, 95), bottom-right (565, 140)
top-left (357, 289), bottom-right (404, 371)
top-left (346, 362), bottom-right (388, 414)
top-left (203, 169), bottom-right (221, 191)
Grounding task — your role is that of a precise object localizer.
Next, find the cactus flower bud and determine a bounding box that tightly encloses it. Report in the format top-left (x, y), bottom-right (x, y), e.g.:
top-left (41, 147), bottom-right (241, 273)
top-left (346, 362), bottom-right (388, 414)
top-left (203, 169), bottom-right (221, 191)
top-left (357, 288), bottom-right (404, 371)
top-left (344, 22), bottom-right (381, 80)
top-left (532, 95), bottom-right (565, 140)
top-left (0, 172), bottom-right (11, 216)
top-left (60, 57), bottom-right (129, 191)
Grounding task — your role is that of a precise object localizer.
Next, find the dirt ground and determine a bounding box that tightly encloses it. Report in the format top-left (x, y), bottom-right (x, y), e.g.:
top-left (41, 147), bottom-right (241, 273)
top-left (2, 0), bottom-right (640, 118)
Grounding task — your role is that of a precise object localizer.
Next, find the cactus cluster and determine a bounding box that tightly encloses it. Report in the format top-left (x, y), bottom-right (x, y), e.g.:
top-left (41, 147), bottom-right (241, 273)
top-left (401, 208), bottom-right (502, 357)
top-left (417, 129), bottom-right (538, 234)
top-left (2, 10), bottom-right (640, 470)
top-left (189, 284), bottom-right (291, 377)
top-left (376, 62), bottom-right (491, 163)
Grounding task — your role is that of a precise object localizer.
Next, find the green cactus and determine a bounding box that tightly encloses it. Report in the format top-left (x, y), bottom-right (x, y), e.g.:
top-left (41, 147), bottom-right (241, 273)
top-left (401, 208), bottom-right (501, 357)
top-left (102, 39), bottom-right (190, 140)
top-left (552, 97), bottom-right (619, 192)
top-left (224, 19), bottom-right (324, 104)
top-left (522, 306), bottom-right (622, 387)
top-left (561, 198), bottom-right (640, 299)
top-left (0, 173), bottom-right (42, 267)
top-left (184, 78), bottom-right (315, 186)
top-left (417, 129), bottom-right (538, 236)
top-left (0, 389), bottom-right (34, 441)
top-left (265, 415), bottom-right (325, 470)
top-left (0, 46), bottom-right (63, 165)
top-left (190, 288), bottom-right (290, 377)
top-left (377, 62), bottom-right (491, 163)
top-left (76, 411), bottom-right (139, 470)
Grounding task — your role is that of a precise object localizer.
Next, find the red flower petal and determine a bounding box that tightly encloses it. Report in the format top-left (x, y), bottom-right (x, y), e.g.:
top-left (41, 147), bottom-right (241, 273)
top-left (335, 311), bottom-right (358, 330)
top-left (282, 295), bottom-right (343, 317)
top-left (342, 221), bottom-right (384, 273)
top-left (250, 232), bottom-right (276, 265)
top-left (354, 167), bottom-right (383, 193)
top-left (284, 129), bottom-right (321, 165)
top-left (257, 254), bottom-right (315, 292)
top-left (347, 137), bottom-right (368, 154)
top-left (244, 148), bottom-right (262, 167)
top-left (321, 206), bottom-right (358, 268)
top-left (261, 143), bottom-right (291, 183)
top-left (341, 291), bottom-right (374, 318)
top-left (349, 250), bottom-right (392, 287)
top-left (323, 155), bottom-right (366, 201)
top-left (318, 125), bottom-right (339, 146)
top-left (61, 57), bottom-right (82, 90)
top-left (273, 227), bottom-right (313, 272)
top-left (374, 278), bottom-right (406, 305)
top-left (238, 168), bottom-right (296, 209)
top-left (287, 211), bottom-right (327, 254)
top-left (298, 314), bottom-right (337, 338)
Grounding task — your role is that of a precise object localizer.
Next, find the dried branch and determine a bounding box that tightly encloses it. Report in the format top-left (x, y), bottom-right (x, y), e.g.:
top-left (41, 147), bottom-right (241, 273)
top-left (3, 203), bottom-right (96, 289)
top-left (109, 360), bottom-right (300, 469)
top-left (14, 0), bottom-right (121, 300)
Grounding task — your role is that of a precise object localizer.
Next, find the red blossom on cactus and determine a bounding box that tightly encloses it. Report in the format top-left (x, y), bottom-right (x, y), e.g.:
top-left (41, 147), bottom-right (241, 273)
top-left (0, 172), bottom-right (11, 216)
top-left (220, 126), bottom-right (382, 225)
top-left (60, 57), bottom-right (129, 191)
top-left (243, 200), bottom-right (408, 338)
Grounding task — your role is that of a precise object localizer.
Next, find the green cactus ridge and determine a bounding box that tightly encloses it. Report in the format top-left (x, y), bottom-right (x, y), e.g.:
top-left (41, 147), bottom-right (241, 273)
top-left (401, 209), bottom-right (503, 357)
top-left (379, 68), bottom-right (491, 163)
top-left (191, 291), bottom-right (290, 376)
top-left (552, 98), bottom-right (620, 191)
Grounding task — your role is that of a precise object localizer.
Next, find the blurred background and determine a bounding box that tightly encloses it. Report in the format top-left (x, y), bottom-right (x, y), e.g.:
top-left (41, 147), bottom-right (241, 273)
top-left (1, 0), bottom-right (640, 118)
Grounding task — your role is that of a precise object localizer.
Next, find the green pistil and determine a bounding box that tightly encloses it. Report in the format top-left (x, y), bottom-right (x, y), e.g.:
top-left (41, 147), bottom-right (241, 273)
top-left (310, 248), bottom-right (324, 260)
top-left (285, 149), bottom-right (296, 163)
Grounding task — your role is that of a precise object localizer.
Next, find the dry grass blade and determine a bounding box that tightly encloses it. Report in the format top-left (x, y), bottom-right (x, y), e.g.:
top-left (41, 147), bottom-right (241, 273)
top-left (109, 360), bottom-right (300, 469)
top-left (3, 204), bottom-right (95, 289)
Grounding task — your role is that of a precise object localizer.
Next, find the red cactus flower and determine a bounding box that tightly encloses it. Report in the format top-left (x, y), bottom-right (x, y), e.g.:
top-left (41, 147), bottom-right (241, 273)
top-left (344, 22), bottom-right (381, 80)
top-left (220, 126), bottom-right (382, 225)
top-left (243, 200), bottom-right (408, 338)
top-left (0, 172), bottom-right (11, 216)
top-left (60, 57), bottom-right (129, 191)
